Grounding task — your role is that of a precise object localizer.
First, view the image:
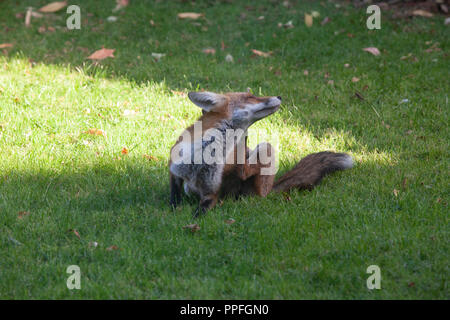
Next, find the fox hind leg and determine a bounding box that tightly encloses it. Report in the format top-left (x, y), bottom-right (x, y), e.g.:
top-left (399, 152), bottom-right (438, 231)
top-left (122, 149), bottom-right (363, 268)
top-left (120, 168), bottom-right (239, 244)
top-left (239, 142), bottom-right (277, 197)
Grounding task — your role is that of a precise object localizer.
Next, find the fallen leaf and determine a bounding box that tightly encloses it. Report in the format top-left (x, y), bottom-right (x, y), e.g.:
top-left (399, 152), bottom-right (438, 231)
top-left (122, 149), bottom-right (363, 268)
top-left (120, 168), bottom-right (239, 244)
top-left (321, 17), bottom-right (330, 25)
top-left (87, 48), bottom-right (115, 60)
top-left (305, 13), bottom-right (313, 27)
top-left (202, 48), bottom-right (216, 55)
top-left (18, 211), bottom-right (31, 219)
top-left (69, 229), bottom-right (81, 239)
top-left (351, 77), bottom-right (360, 82)
top-left (106, 245), bottom-right (120, 251)
top-left (393, 189), bottom-right (399, 197)
top-left (89, 241), bottom-right (98, 248)
top-left (38, 1), bottom-right (68, 13)
top-left (0, 43), bottom-right (13, 49)
top-left (225, 219), bottom-right (236, 225)
top-left (347, 33), bottom-right (355, 38)
top-left (303, 70), bottom-right (309, 76)
top-left (344, 63), bottom-right (350, 68)
top-left (407, 282), bottom-right (415, 287)
top-left (151, 52), bottom-right (165, 61)
top-left (171, 90), bottom-right (186, 96)
top-left (121, 147), bottom-right (129, 155)
top-left (84, 128), bottom-right (106, 137)
top-left (113, 0), bottom-right (129, 12)
top-left (177, 12), bottom-right (204, 20)
top-left (143, 154), bottom-right (157, 161)
top-left (183, 224), bottom-right (200, 233)
top-left (283, 20), bottom-right (294, 29)
top-left (412, 10), bottom-right (433, 18)
top-left (362, 85), bottom-right (369, 91)
top-left (363, 47), bottom-right (380, 56)
top-left (355, 91), bottom-right (365, 100)
top-left (327, 80), bottom-right (334, 85)
top-left (251, 49), bottom-right (272, 57)
top-left (31, 11), bottom-right (43, 18)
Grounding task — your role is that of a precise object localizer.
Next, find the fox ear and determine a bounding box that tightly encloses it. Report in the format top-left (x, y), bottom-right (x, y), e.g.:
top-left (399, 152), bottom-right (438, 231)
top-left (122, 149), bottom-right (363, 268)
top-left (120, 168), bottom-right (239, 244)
top-left (188, 92), bottom-right (226, 112)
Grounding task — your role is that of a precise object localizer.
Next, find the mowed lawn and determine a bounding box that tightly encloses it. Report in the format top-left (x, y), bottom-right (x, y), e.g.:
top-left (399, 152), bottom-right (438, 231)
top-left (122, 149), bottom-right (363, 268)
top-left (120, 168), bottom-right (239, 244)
top-left (0, 0), bottom-right (448, 299)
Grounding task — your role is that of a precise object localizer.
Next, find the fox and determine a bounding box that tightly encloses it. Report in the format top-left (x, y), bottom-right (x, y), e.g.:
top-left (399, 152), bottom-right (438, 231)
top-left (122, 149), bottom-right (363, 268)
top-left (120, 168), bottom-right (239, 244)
top-left (169, 91), bottom-right (353, 217)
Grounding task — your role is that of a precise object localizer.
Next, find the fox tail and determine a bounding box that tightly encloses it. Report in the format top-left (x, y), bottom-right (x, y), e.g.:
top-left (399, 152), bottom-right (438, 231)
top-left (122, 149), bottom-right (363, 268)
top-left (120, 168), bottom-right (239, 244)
top-left (272, 151), bottom-right (353, 193)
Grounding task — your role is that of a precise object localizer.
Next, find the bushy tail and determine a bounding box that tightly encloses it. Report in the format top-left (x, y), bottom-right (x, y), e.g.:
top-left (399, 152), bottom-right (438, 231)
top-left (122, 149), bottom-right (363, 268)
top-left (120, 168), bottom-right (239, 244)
top-left (272, 151), bottom-right (353, 193)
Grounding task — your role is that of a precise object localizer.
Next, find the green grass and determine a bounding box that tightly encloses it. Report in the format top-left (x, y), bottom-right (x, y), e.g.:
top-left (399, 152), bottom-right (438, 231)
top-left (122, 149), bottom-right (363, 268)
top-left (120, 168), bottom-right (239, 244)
top-left (0, 0), bottom-right (448, 299)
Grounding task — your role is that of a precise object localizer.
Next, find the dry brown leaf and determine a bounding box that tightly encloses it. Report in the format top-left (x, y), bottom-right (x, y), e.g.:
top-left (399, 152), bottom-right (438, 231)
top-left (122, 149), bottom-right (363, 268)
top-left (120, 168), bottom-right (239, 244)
top-left (412, 10), bottom-right (433, 18)
top-left (69, 229), bottom-right (81, 239)
top-left (113, 0), bottom-right (129, 12)
top-left (202, 48), bottom-right (216, 55)
top-left (106, 245), bottom-right (120, 251)
top-left (143, 154), bottom-right (158, 161)
top-left (18, 211), bottom-right (31, 219)
top-left (251, 49), bottom-right (272, 57)
top-left (171, 90), bottom-right (186, 97)
top-left (177, 12), bottom-right (204, 20)
top-left (183, 224), bottom-right (200, 233)
top-left (305, 13), bottom-right (313, 27)
top-left (225, 219), bottom-right (236, 225)
top-left (355, 91), bottom-right (365, 100)
top-left (87, 48), bottom-right (115, 60)
top-left (121, 147), bottom-right (129, 155)
top-left (38, 1), bottom-right (68, 13)
top-left (351, 77), bottom-right (360, 82)
top-left (363, 47), bottom-right (380, 56)
top-left (0, 43), bottom-right (13, 49)
top-left (84, 128), bottom-right (106, 137)
top-left (321, 17), bottom-right (330, 25)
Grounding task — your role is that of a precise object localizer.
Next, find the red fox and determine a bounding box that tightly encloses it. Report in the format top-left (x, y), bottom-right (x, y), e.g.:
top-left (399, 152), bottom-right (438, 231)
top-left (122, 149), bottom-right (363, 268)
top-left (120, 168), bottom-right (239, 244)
top-left (169, 91), bottom-right (353, 217)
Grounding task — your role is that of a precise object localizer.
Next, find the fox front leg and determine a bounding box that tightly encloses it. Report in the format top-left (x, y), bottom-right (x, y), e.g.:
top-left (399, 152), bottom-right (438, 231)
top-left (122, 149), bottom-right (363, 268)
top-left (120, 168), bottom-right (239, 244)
top-left (170, 174), bottom-right (183, 209)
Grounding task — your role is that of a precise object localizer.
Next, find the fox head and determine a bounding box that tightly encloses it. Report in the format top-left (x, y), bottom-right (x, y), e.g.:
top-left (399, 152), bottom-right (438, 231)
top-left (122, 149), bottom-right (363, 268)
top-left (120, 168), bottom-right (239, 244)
top-left (187, 91), bottom-right (282, 130)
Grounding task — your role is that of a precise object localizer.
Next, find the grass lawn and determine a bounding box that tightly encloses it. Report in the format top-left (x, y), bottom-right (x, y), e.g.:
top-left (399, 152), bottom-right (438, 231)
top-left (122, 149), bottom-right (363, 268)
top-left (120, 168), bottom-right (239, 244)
top-left (0, 0), bottom-right (448, 299)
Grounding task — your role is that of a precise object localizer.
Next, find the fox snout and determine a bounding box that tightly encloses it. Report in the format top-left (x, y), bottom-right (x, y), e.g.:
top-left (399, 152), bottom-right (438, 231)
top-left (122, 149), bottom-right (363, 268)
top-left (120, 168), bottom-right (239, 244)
top-left (248, 96), bottom-right (282, 120)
